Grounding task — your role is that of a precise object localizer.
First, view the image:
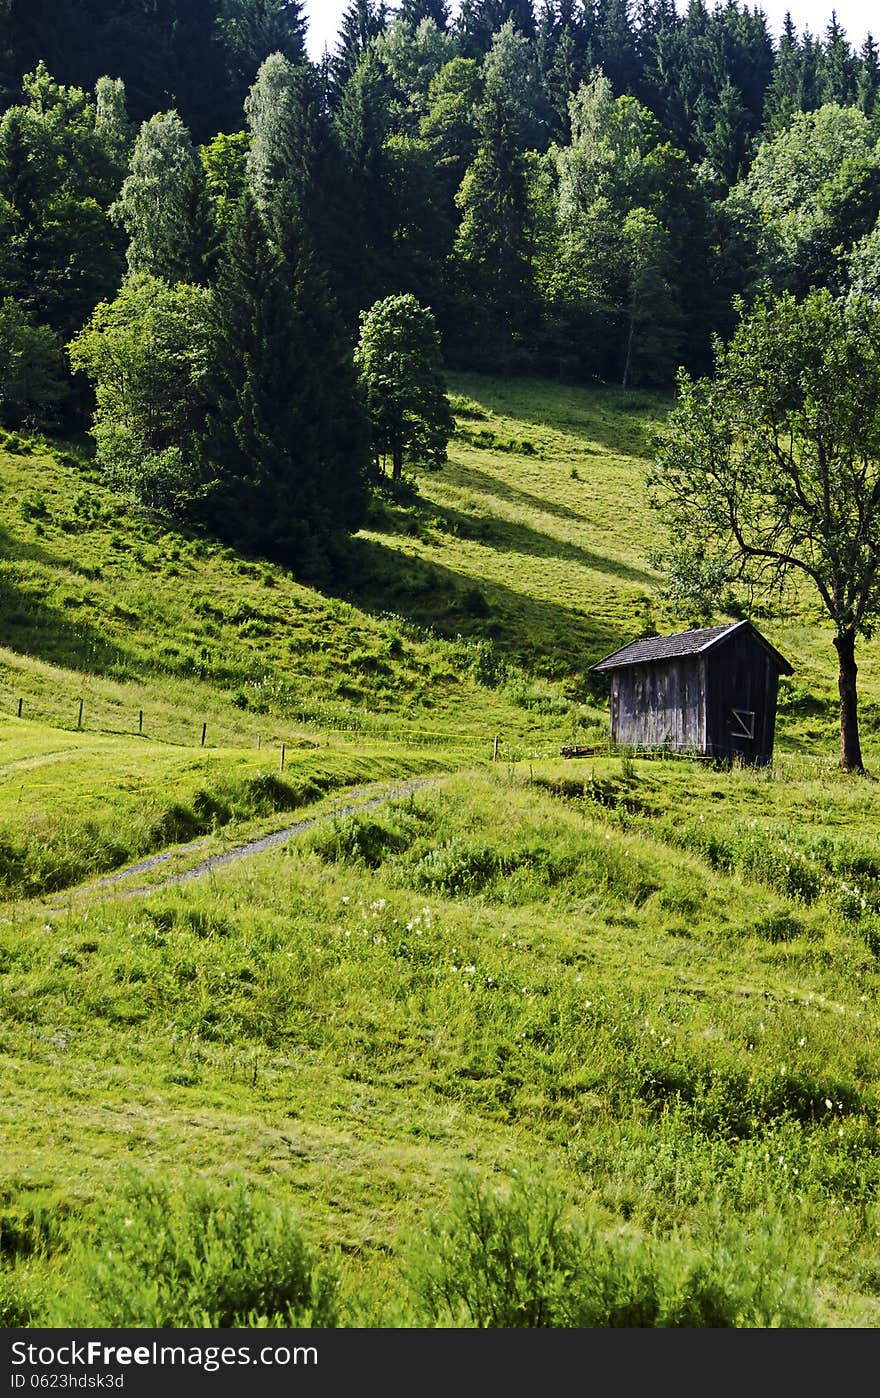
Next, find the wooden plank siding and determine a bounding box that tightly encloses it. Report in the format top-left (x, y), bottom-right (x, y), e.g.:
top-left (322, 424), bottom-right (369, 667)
top-left (592, 621), bottom-right (791, 766)
top-left (611, 656), bottom-right (706, 753)
top-left (705, 629), bottom-right (779, 765)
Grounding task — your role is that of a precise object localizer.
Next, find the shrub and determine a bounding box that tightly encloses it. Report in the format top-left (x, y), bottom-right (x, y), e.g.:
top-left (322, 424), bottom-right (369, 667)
top-left (406, 1174), bottom-right (817, 1328)
top-left (51, 1177), bottom-right (339, 1328)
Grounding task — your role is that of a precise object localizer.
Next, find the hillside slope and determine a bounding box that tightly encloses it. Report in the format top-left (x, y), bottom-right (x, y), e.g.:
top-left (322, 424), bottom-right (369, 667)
top-left (1, 373), bottom-right (871, 773)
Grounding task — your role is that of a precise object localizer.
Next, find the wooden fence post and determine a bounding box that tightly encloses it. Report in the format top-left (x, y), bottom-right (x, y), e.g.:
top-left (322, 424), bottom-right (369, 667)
top-left (77, 698), bottom-right (83, 729)
top-left (138, 709), bottom-right (143, 734)
top-left (17, 698), bottom-right (22, 718)
top-left (200, 722), bottom-right (207, 747)
top-left (493, 735), bottom-right (499, 761)
top-left (280, 743), bottom-right (286, 773)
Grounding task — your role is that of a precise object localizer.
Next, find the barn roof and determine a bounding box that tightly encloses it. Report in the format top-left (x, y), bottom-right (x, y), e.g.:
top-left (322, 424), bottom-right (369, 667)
top-left (589, 619), bottom-right (793, 675)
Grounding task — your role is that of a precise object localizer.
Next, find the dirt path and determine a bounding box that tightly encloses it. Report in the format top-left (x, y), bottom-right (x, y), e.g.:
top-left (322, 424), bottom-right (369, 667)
top-left (47, 776), bottom-right (439, 909)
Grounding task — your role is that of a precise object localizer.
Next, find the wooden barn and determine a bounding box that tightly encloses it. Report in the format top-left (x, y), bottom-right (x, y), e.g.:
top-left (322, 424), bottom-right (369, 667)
top-left (589, 620), bottom-right (793, 765)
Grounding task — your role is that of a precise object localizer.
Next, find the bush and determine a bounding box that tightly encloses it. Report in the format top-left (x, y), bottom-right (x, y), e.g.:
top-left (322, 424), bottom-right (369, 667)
top-left (52, 1177), bottom-right (339, 1328)
top-left (406, 1174), bottom-right (817, 1328)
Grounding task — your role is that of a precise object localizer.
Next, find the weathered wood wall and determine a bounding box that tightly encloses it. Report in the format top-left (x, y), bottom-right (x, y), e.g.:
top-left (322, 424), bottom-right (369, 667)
top-left (611, 657), bottom-right (706, 752)
top-left (705, 630), bottom-right (779, 765)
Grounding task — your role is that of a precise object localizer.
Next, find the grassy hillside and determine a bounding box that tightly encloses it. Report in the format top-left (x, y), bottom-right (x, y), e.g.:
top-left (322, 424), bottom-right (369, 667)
top-left (3, 375), bottom-right (880, 1328)
top-left (3, 759), bottom-right (880, 1326)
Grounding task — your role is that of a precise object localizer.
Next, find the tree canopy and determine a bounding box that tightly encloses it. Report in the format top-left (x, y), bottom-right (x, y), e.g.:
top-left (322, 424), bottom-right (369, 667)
top-left (355, 292), bottom-right (454, 481)
top-left (649, 288), bottom-right (880, 772)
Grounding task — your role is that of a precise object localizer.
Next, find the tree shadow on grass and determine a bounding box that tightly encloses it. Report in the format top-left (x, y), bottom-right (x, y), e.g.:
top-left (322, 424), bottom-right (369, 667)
top-left (443, 456), bottom-right (592, 527)
top-left (336, 533), bottom-right (638, 679)
top-left (366, 488), bottom-right (659, 589)
top-left (0, 525), bottom-right (133, 678)
top-left (449, 371), bottom-right (673, 460)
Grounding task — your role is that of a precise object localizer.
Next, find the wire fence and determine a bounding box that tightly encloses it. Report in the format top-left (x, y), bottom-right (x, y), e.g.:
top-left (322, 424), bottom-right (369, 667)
top-left (4, 690), bottom-right (573, 764)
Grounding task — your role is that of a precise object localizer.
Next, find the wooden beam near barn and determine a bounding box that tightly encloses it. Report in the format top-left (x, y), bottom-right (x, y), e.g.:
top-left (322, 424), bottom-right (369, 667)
top-left (588, 620), bottom-right (793, 766)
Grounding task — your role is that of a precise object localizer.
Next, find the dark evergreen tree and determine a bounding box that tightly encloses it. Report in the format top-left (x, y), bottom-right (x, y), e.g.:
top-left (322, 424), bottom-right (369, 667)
top-left (3, 1), bottom-right (233, 142)
top-left (797, 30), bottom-right (824, 114)
top-left (761, 12), bottom-right (802, 134)
top-left (596, 0), bottom-right (639, 95)
top-left (702, 76), bottom-right (752, 188)
top-left (334, 48), bottom-right (397, 305)
top-left (857, 34), bottom-right (880, 117)
top-left (453, 26), bottom-right (542, 359)
top-left (536, 0), bottom-right (593, 140)
top-left (245, 55), bottom-right (359, 320)
top-left (220, 0), bottom-right (308, 116)
top-left (396, 0), bottom-right (451, 28)
top-left (821, 12), bottom-right (858, 106)
top-left (202, 192), bottom-right (369, 570)
top-left (330, 0), bottom-right (389, 100)
top-left (456, 0), bottom-right (537, 59)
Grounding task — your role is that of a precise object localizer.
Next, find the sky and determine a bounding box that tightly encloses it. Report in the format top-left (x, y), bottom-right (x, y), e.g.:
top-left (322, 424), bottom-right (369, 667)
top-left (302, 0), bottom-right (876, 61)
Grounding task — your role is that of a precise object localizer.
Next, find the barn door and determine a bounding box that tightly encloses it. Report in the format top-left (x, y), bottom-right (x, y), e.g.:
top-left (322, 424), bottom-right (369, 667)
top-left (730, 708), bottom-right (755, 741)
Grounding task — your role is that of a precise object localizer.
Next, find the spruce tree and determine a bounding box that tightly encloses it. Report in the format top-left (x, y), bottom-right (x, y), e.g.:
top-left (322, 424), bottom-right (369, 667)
top-left (457, 1), bottom-right (537, 59)
top-left (202, 192), bottom-right (368, 569)
top-left (821, 13), bottom-right (858, 106)
top-left (761, 12), bottom-right (802, 134)
top-left (454, 25), bottom-right (540, 357)
top-left (220, 0), bottom-right (308, 105)
top-left (245, 54), bottom-right (358, 319)
top-left (397, 0), bottom-right (451, 28)
top-left (331, 0), bottom-right (389, 100)
top-left (596, 0), bottom-right (639, 95)
top-left (857, 35), bottom-right (880, 117)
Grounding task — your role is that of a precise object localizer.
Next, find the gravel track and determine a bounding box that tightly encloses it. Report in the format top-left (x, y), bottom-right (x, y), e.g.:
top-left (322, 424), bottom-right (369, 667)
top-left (48, 777), bottom-right (439, 908)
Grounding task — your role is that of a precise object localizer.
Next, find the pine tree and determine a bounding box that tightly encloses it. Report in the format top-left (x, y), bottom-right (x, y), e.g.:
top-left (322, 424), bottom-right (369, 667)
top-left (397, 0), bottom-right (451, 28)
top-left (797, 30), bottom-right (823, 114)
top-left (331, 0), bottom-right (389, 99)
top-left (456, 0), bottom-right (537, 59)
top-left (245, 55), bottom-right (359, 319)
top-left (821, 12), bottom-right (858, 106)
top-left (220, 0), bottom-right (308, 105)
top-left (334, 48), bottom-right (397, 304)
top-left (454, 26), bottom-right (543, 357)
top-left (202, 193), bottom-right (368, 568)
top-left (761, 12), bottom-right (802, 134)
top-left (536, 0), bottom-right (592, 140)
top-left (702, 77), bottom-right (752, 188)
top-left (857, 34), bottom-right (880, 117)
top-left (596, 0), bottom-right (639, 95)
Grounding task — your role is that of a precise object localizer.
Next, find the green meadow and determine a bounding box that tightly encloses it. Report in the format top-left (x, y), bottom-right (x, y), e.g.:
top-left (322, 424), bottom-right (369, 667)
top-left (3, 377), bottom-right (880, 1327)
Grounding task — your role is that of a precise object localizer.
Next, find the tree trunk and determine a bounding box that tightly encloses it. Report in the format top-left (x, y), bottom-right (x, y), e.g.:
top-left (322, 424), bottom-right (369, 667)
top-left (621, 304), bottom-right (635, 389)
top-left (834, 629), bottom-right (865, 772)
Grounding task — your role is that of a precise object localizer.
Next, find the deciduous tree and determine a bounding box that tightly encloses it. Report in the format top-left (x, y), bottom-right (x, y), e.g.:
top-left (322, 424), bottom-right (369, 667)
top-left (67, 275), bottom-right (214, 514)
top-left (354, 293), bottom-right (454, 481)
top-left (649, 288), bottom-right (880, 772)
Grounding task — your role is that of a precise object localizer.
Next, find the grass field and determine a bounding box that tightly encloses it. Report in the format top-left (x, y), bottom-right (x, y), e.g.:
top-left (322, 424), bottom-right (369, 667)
top-left (2, 377), bottom-right (880, 1327)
